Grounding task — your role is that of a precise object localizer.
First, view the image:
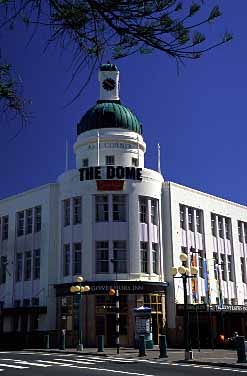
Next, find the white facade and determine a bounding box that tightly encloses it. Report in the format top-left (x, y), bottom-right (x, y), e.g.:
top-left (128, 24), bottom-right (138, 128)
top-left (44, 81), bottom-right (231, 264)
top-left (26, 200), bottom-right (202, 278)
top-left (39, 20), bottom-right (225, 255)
top-left (1, 64), bottom-right (247, 347)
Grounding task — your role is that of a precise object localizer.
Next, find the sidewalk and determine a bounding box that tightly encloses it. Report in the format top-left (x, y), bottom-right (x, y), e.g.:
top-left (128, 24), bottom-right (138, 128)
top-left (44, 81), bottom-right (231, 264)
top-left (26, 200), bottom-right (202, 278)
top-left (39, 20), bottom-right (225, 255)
top-left (27, 346), bottom-right (247, 369)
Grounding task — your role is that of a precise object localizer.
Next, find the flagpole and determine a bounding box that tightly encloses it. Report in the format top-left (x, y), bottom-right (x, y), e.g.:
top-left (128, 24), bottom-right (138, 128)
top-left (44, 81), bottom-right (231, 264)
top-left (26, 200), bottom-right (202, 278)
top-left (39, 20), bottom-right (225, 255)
top-left (157, 143), bottom-right (161, 173)
top-left (97, 131), bottom-right (100, 166)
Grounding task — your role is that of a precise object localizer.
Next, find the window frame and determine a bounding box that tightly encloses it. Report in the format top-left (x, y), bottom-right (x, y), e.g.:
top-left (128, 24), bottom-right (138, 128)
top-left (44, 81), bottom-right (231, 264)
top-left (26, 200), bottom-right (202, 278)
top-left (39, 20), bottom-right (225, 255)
top-left (140, 241), bottom-right (148, 274)
top-left (73, 243), bottom-right (82, 275)
top-left (95, 195), bottom-right (109, 222)
top-left (105, 155), bottom-right (115, 166)
top-left (112, 195), bottom-right (126, 222)
top-left (96, 241), bottom-right (109, 273)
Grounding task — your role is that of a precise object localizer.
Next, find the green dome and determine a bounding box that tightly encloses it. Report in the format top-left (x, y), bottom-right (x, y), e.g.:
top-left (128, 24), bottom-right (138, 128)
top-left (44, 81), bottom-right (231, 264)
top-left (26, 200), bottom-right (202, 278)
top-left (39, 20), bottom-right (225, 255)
top-left (77, 101), bottom-right (142, 135)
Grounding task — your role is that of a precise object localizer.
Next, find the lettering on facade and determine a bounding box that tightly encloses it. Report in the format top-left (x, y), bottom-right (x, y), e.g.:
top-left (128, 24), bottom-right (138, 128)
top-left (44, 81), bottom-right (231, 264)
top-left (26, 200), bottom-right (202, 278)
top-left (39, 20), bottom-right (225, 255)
top-left (79, 166), bottom-right (142, 182)
top-left (213, 305), bottom-right (247, 312)
top-left (88, 142), bottom-right (137, 150)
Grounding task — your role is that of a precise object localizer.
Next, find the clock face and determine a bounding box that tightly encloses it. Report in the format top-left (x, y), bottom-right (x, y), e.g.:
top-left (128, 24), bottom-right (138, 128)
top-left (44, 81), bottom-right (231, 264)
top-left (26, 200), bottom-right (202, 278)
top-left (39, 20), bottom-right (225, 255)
top-left (102, 78), bottom-right (116, 91)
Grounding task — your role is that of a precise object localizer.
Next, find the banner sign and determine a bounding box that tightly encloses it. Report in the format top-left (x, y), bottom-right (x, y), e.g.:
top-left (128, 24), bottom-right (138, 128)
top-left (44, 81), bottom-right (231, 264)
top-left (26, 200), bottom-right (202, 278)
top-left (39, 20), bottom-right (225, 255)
top-left (203, 259), bottom-right (211, 305)
top-left (96, 180), bottom-right (124, 191)
top-left (191, 254), bottom-right (199, 303)
top-left (79, 166), bottom-right (142, 182)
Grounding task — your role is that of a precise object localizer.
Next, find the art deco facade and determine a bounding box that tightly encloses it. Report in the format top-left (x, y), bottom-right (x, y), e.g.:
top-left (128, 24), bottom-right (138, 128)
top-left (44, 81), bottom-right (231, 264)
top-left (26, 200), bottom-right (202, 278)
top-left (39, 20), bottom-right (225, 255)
top-left (0, 64), bottom-right (247, 348)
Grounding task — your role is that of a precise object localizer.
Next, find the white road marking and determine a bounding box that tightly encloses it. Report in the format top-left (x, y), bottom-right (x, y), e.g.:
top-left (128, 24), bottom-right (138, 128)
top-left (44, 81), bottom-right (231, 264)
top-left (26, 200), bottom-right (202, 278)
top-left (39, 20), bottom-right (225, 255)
top-left (91, 356), bottom-right (136, 363)
top-left (76, 356), bottom-right (106, 362)
top-left (0, 363), bottom-right (28, 369)
top-left (11, 360), bottom-right (51, 367)
top-left (178, 364), bottom-right (192, 367)
top-left (54, 358), bottom-right (96, 365)
top-left (37, 360), bottom-right (74, 366)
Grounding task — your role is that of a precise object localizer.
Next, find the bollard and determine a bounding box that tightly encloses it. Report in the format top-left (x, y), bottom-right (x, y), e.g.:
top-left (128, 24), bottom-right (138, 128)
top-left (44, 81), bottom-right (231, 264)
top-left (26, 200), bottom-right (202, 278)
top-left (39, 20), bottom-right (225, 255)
top-left (60, 329), bottom-right (66, 350)
top-left (236, 336), bottom-right (247, 363)
top-left (44, 334), bottom-right (50, 350)
top-left (139, 335), bottom-right (146, 357)
top-left (159, 335), bottom-right (168, 358)
top-left (98, 335), bottom-right (104, 352)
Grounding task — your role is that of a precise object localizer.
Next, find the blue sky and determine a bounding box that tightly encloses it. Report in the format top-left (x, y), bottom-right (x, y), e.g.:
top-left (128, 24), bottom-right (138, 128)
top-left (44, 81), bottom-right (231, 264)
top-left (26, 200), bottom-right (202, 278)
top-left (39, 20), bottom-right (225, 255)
top-left (1, 1), bottom-right (246, 206)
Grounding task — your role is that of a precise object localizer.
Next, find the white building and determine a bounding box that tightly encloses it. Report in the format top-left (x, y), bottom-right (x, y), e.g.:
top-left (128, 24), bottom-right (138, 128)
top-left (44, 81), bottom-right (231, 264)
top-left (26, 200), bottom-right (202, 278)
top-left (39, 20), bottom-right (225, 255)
top-left (0, 64), bottom-right (247, 349)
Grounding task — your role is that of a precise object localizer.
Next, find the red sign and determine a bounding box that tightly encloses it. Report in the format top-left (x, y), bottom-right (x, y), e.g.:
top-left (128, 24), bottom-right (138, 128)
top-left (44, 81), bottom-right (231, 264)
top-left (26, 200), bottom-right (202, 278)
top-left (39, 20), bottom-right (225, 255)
top-left (96, 180), bottom-right (124, 191)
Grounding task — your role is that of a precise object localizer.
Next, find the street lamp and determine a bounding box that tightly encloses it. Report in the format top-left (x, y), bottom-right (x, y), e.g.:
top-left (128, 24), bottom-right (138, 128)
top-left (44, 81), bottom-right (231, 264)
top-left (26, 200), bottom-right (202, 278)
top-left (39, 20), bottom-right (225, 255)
top-left (70, 276), bottom-right (90, 351)
top-left (171, 252), bottom-right (198, 360)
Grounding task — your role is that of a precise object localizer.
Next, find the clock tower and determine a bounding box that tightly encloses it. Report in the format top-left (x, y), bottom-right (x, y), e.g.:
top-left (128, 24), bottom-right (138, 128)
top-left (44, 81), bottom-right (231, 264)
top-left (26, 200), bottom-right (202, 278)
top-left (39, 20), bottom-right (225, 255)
top-left (98, 63), bottom-right (120, 102)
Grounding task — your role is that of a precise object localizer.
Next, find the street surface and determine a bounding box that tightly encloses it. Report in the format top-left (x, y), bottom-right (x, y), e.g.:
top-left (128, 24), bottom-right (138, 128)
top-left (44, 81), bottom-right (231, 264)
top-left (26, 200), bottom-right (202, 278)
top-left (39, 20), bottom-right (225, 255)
top-left (0, 351), bottom-right (245, 375)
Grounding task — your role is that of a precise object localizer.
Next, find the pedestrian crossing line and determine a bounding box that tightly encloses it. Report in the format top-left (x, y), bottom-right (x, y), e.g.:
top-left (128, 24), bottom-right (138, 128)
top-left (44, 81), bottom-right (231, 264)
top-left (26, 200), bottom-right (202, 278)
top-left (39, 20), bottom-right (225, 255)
top-left (37, 360), bottom-right (74, 366)
top-left (3, 359), bottom-right (51, 367)
top-left (0, 363), bottom-right (29, 369)
top-left (54, 358), bottom-right (96, 365)
top-left (76, 356), bottom-right (106, 362)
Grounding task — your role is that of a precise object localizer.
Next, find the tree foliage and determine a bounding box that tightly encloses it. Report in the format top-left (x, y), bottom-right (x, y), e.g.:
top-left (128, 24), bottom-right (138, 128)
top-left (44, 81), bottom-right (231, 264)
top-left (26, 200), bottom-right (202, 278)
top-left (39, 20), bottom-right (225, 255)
top-left (0, 55), bottom-right (30, 128)
top-left (0, 0), bottom-right (232, 118)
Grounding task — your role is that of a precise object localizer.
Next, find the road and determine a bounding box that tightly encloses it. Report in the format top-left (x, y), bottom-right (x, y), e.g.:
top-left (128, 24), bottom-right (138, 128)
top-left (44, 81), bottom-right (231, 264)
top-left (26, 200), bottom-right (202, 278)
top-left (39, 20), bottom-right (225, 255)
top-left (0, 351), bottom-right (245, 375)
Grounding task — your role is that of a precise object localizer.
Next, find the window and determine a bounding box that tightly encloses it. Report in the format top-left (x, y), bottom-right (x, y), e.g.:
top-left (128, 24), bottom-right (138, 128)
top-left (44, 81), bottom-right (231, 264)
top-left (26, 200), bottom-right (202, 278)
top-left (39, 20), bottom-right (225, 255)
top-left (225, 218), bottom-right (231, 240)
top-left (201, 296), bottom-right (206, 304)
top-left (30, 314), bottom-right (39, 330)
top-left (152, 243), bottom-right (159, 274)
top-left (196, 210), bottom-right (202, 233)
top-left (238, 221), bottom-right (243, 243)
top-left (140, 242), bottom-right (148, 273)
top-left (14, 300), bottom-right (21, 307)
top-left (73, 243), bottom-right (82, 275)
top-left (217, 216), bottom-right (223, 238)
top-left (216, 297), bottom-right (220, 305)
top-left (220, 254), bottom-right (226, 281)
top-left (139, 197), bottom-right (148, 223)
top-left (23, 299), bottom-right (30, 307)
top-left (180, 205), bottom-right (186, 230)
top-left (33, 249), bottom-right (40, 280)
top-left (113, 195), bottom-right (126, 222)
top-left (227, 255), bottom-right (233, 281)
top-left (73, 197), bottom-right (81, 225)
top-left (64, 199), bottom-right (70, 226)
top-left (113, 241), bottom-right (127, 273)
top-left (2, 216), bottom-right (8, 240)
top-left (213, 252), bottom-right (218, 280)
top-left (188, 207), bottom-right (194, 231)
top-left (15, 253), bottom-right (23, 282)
top-left (240, 257), bottom-right (246, 283)
top-left (63, 244), bottom-right (70, 276)
top-left (96, 241), bottom-right (109, 273)
top-left (24, 251), bottom-right (32, 281)
top-left (244, 223), bottom-right (247, 244)
top-left (17, 211), bottom-right (24, 237)
top-left (151, 200), bottom-right (158, 225)
top-left (132, 157), bottom-right (138, 167)
top-left (96, 195), bottom-right (108, 222)
top-left (34, 206), bottom-right (41, 232)
top-left (32, 297), bottom-right (39, 306)
top-left (26, 209), bottom-right (33, 234)
top-left (198, 250), bottom-right (205, 278)
top-left (105, 155), bottom-right (114, 165)
top-left (0, 256), bottom-right (7, 284)
top-left (211, 214), bottom-right (216, 236)
top-left (82, 158), bottom-right (88, 167)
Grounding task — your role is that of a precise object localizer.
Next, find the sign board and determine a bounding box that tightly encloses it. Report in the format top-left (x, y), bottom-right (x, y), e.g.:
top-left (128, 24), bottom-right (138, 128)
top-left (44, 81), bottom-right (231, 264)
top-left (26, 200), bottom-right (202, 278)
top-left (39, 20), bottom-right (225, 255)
top-left (79, 166), bottom-right (142, 182)
top-left (96, 180), bottom-right (124, 191)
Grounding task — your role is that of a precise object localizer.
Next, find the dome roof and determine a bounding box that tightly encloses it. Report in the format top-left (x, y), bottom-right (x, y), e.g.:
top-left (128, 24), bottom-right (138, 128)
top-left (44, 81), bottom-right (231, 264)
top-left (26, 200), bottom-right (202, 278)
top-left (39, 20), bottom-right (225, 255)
top-left (77, 101), bottom-right (142, 136)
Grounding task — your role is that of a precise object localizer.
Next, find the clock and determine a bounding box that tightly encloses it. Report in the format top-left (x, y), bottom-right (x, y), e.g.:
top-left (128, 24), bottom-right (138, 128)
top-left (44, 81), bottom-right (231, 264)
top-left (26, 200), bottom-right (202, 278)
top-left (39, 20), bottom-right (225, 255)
top-left (102, 78), bottom-right (116, 91)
